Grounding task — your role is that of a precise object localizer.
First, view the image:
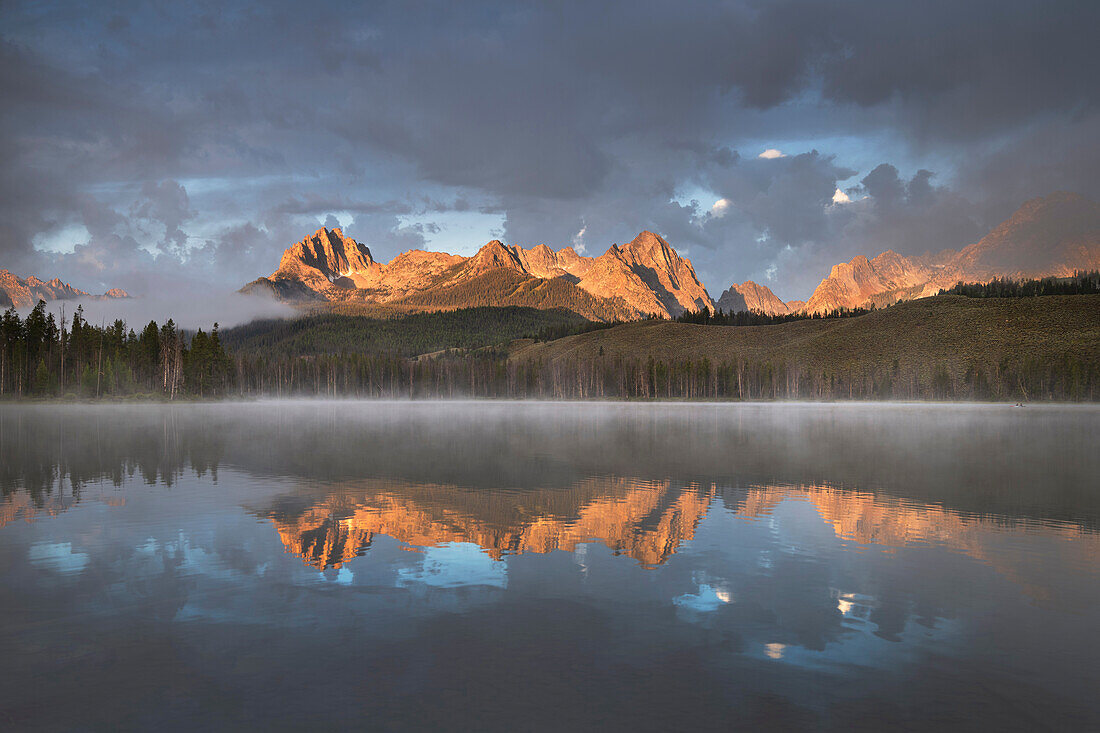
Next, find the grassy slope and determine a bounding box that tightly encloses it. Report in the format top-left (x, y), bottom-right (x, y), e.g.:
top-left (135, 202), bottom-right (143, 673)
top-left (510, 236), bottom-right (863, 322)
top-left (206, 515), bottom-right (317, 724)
top-left (223, 306), bottom-right (589, 357)
top-left (510, 294), bottom-right (1100, 375)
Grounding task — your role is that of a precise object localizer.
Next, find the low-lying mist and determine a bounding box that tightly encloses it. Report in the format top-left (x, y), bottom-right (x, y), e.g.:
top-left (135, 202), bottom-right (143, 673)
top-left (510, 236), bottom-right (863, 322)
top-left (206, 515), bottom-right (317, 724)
top-left (29, 289), bottom-right (294, 330)
top-left (4, 401), bottom-right (1098, 524)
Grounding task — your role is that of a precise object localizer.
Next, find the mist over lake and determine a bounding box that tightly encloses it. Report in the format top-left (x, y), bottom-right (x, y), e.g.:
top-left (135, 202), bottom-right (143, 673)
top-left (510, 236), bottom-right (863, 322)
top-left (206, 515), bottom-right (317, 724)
top-left (1, 401), bottom-right (1098, 731)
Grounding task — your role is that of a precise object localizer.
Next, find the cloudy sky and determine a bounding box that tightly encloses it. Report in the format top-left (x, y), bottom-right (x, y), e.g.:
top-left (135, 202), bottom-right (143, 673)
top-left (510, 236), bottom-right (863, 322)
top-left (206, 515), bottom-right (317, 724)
top-left (2, 0), bottom-right (1098, 303)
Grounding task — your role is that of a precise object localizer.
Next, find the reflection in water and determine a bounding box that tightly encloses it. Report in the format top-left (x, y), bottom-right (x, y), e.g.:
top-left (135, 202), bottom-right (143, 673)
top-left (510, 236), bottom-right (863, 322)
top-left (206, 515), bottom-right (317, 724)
top-left (396, 542), bottom-right (509, 589)
top-left (27, 541), bottom-right (90, 575)
top-left (1, 402), bottom-right (1098, 731)
top-left (260, 477), bottom-right (1100, 611)
top-left (263, 477), bottom-right (713, 569)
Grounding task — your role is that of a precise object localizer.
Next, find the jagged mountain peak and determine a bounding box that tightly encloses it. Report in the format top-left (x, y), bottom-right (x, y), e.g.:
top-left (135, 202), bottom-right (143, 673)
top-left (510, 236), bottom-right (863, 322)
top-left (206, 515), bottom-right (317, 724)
top-left (274, 227), bottom-right (376, 284)
top-left (464, 239), bottom-right (527, 276)
top-left (624, 230), bottom-right (669, 250)
top-left (581, 231), bottom-right (713, 316)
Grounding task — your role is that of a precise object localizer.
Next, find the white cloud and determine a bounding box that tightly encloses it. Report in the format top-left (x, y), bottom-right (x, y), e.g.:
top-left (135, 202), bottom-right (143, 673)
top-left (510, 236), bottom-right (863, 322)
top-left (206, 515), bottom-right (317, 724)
top-left (832, 187), bottom-right (852, 204)
top-left (710, 198), bottom-right (731, 218)
top-left (758, 148), bottom-right (786, 159)
top-left (673, 582), bottom-right (732, 613)
top-left (571, 224), bottom-right (588, 253)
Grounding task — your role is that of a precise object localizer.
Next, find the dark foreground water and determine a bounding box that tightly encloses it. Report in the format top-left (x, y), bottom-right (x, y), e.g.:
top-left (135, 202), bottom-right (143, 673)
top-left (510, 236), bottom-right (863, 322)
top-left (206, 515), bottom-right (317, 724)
top-left (1, 402), bottom-right (1098, 732)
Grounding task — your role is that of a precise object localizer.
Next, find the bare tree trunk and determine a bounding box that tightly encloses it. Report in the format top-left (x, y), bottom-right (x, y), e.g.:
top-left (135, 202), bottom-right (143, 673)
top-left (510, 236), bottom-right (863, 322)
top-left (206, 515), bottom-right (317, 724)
top-left (96, 329), bottom-right (103, 398)
top-left (59, 306), bottom-right (66, 395)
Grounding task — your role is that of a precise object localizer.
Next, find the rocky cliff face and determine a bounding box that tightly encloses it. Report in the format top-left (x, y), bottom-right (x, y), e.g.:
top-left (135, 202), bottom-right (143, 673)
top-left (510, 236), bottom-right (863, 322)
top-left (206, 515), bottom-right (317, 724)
top-left (0, 270), bottom-right (128, 308)
top-left (577, 231), bottom-right (714, 317)
top-left (460, 239), bottom-right (528, 278)
top-left (243, 228), bottom-right (714, 319)
top-left (346, 249), bottom-right (464, 298)
top-left (513, 243), bottom-right (590, 280)
top-left (802, 250), bottom-right (936, 314)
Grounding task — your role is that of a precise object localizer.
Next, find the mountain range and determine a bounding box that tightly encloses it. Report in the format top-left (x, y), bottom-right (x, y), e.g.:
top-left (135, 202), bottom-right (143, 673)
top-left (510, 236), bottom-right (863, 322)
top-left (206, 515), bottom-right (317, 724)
top-left (243, 192), bottom-right (1100, 319)
top-left (6, 192), bottom-right (1096, 318)
top-left (0, 270), bottom-right (128, 309)
top-left (258, 479), bottom-right (1097, 605)
top-left (242, 228), bottom-right (712, 320)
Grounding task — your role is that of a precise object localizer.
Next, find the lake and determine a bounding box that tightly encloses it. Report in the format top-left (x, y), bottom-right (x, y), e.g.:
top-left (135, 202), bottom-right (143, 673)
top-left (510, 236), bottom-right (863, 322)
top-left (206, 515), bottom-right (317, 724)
top-left (1, 402), bottom-right (1098, 731)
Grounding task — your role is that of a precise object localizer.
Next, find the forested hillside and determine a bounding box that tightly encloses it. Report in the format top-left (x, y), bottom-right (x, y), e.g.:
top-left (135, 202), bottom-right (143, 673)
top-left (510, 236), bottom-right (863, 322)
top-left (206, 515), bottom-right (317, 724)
top-left (221, 306), bottom-right (588, 357)
top-left (510, 295), bottom-right (1100, 401)
top-left (3, 293), bottom-right (1097, 402)
top-left (939, 270), bottom-right (1100, 298)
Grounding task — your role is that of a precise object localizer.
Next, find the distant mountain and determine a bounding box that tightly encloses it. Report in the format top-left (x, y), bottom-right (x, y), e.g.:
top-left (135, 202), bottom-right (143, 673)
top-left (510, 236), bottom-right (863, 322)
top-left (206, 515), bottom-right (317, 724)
top-left (799, 192), bottom-right (1100, 313)
top-left (242, 228), bottom-right (714, 320)
top-left (949, 191), bottom-right (1100, 280)
top-left (801, 250), bottom-right (937, 314)
top-left (0, 270), bottom-right (129, 309)
top-left (715, 281), bottom-right (792, 316)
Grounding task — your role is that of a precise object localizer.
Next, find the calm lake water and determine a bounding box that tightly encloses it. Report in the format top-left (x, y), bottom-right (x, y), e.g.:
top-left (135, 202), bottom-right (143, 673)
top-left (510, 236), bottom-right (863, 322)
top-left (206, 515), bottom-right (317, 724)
top-left (1, 401), bottom-right (1098, 731)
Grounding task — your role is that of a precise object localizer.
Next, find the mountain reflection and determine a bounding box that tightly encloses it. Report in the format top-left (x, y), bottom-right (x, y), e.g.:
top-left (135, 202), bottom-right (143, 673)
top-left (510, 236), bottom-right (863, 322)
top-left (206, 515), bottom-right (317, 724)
top-left (260, 477), bottom-right (714, 569)
top-left (254, 476), bottom-right (1100, 605)
top-left (3, 403), bottom-right (1098, 600)
top-left (3, 403), bottom-right (1098, 731)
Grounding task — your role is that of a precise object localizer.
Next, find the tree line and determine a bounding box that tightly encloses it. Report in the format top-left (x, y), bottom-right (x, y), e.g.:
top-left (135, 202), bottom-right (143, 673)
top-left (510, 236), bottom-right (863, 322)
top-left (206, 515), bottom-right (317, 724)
top-left (227, 350), bottom-right (1098, 402)
top-left (675, 305), bottom-right (873, 326)
top-left (940, 271), bottom-right (1100, 298)
top-left (1, 302), bottom-right (231, 398)
top-left (3, 295), bottom-right (1096, 402)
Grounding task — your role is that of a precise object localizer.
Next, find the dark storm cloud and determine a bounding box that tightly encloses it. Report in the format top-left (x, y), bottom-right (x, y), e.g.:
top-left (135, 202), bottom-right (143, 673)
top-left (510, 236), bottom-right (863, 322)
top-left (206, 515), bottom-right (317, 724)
top-left (0, 0), bottom-right (1096, 303)
top-left (130, 180), bottom-right (196, 254)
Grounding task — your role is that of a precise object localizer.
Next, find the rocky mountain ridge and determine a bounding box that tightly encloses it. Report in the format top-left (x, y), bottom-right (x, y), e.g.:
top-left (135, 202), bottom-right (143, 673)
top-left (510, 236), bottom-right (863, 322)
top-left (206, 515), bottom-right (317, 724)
top-left (0, 270), bottom-right (129, 309)
top-left (242, 192), bottom-right (1100, 319)
top-left (244, 228), bottom-right (713, 319)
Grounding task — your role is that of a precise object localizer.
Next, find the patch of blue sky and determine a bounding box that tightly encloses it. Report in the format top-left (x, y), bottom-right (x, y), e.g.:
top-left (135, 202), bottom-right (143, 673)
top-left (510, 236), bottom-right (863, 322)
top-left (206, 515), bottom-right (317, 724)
top-left (396, 210), bottom-right (506, 256)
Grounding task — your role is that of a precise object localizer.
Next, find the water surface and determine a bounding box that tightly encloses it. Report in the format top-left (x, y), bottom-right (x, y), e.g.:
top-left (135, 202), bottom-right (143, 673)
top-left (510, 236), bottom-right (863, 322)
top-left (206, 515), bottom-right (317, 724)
top-left (1, 402), bottom-right (1098, 731)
